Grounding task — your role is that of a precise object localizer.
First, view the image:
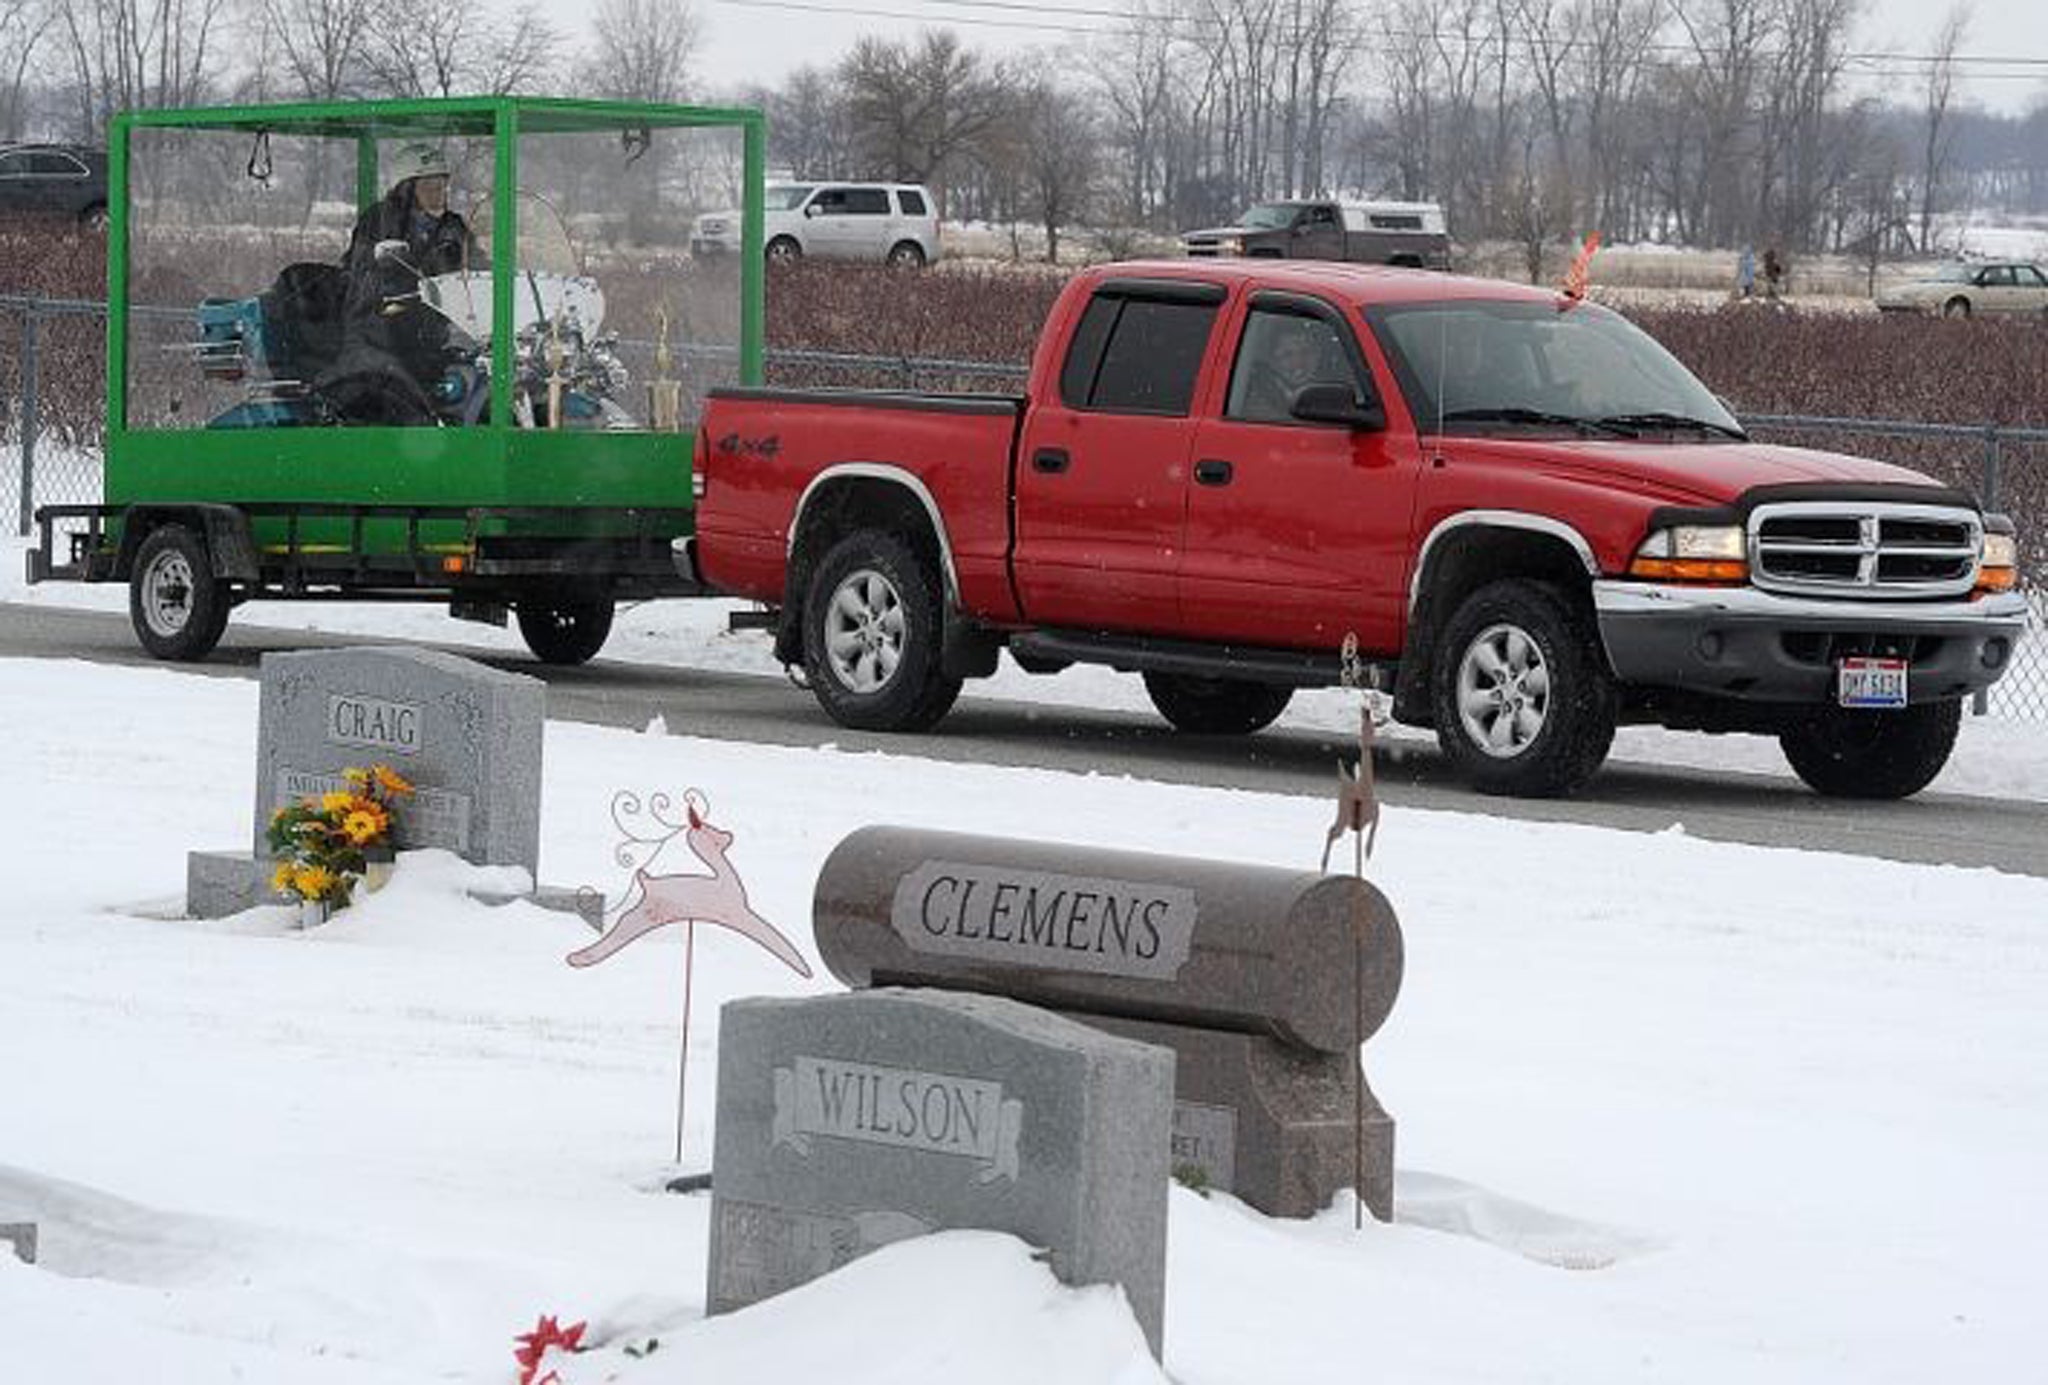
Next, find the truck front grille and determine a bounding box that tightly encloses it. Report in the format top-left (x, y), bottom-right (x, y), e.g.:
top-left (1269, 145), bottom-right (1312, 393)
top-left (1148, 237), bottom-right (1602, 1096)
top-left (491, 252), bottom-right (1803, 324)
top-left (1749, 501), bottom-right (1980, 598)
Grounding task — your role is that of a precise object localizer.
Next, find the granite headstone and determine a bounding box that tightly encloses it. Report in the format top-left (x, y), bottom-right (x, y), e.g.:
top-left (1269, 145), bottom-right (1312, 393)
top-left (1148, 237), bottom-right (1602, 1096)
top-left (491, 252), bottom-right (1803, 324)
top-left (812, 826), bottom-right (1404, 1221)
top-left (708, 988), bottom-right (1174, 1356)
top-left (187, 646), bottom-right (545, 918)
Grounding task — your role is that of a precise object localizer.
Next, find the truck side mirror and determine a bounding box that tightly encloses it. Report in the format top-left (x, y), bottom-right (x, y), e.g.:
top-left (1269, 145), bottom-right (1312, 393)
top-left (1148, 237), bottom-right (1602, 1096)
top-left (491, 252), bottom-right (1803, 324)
top-left (1291, 382), bottom-right (1385, 430)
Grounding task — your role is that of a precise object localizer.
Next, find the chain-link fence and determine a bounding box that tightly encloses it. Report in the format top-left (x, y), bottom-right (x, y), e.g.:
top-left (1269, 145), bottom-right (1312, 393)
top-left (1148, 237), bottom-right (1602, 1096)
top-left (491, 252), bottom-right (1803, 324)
top-left (6, 296), bottom-right (2042, 718)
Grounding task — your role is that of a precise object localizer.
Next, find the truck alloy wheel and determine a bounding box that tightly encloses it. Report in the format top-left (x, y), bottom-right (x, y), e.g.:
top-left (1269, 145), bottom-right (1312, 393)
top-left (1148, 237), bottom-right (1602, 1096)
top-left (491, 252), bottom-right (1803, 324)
top-left (1432, 579), bottom-right (1616, 797)
top-left (1779, 700), bottom-right (1961, 799)
top-left (129, 524), bottom-right (230, 661)
top-left (801, 529), bottom-right (961, 732)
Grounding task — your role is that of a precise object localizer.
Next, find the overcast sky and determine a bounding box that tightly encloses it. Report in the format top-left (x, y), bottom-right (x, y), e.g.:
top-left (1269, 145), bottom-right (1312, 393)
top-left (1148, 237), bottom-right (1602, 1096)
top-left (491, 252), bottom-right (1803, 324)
top-left (681, 0), bottom-right (2048, 115)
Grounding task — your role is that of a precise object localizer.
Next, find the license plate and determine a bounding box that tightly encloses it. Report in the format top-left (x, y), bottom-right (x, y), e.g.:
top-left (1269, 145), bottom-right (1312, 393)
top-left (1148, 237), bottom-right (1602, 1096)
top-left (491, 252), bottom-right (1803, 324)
top-left (1837, 656), bottom-right (1908, 708)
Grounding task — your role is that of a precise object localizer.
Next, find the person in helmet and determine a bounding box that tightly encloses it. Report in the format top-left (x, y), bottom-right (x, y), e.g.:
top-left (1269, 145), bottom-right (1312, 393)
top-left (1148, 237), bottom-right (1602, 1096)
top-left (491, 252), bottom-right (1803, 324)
top-left (337, 142), bottom-right (486, 413)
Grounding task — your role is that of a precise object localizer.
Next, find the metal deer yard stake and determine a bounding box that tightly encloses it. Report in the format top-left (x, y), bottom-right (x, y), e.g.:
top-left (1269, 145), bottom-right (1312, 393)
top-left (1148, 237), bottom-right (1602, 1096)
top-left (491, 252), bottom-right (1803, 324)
top-left (569, 789), bottom-right (812, 1165)
top-left (1323, 633), bottom-right (1388, 1230)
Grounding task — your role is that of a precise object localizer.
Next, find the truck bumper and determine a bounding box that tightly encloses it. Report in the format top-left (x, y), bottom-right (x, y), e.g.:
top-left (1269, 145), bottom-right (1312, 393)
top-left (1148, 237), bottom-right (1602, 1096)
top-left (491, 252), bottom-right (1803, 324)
top-left (1592, 581), bottom-right (2030, 704)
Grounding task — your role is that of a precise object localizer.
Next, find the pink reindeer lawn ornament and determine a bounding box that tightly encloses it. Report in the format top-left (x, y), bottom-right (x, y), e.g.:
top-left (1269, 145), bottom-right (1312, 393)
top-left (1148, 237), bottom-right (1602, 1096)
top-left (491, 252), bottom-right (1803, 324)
top-left (569, 788), bottom-right (811, 1166)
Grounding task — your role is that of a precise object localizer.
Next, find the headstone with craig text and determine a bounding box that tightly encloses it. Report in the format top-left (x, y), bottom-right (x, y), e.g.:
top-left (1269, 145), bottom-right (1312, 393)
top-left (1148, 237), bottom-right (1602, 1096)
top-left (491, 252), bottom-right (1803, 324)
top-left (707, 988), bottom-right (1174, 1357)
top-left (187, 646), bottom-right (544, 918)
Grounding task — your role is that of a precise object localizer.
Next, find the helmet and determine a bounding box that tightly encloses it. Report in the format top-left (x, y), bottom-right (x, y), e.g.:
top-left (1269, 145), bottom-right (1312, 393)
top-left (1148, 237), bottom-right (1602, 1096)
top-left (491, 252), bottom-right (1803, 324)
top-left (386, 141), bottom-right (448, 188)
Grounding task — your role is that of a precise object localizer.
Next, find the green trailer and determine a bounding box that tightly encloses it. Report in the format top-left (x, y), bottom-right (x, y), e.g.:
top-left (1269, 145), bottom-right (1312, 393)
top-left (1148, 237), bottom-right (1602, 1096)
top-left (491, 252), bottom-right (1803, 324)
top-left (28, 95), bottom-right (766, 663)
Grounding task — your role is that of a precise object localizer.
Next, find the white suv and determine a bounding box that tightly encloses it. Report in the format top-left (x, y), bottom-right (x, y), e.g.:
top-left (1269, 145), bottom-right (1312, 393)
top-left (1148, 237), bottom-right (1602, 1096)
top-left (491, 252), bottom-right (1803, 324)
top-left (692, 182), bottom-right (940, 267)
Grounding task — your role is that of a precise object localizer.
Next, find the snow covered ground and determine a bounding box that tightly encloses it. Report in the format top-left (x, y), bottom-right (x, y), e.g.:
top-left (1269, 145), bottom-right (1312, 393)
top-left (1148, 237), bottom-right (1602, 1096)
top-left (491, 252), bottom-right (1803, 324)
top-left (6, 534), bottom-right (2046, 802)
top-left (3, 656), bottom-right (2047, 1382)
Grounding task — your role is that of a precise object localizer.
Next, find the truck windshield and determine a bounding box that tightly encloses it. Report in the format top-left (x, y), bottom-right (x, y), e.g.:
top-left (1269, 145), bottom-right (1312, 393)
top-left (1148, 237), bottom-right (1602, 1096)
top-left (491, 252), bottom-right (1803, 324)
top-left (1369, 299), bottom-right (1742, 439)
top-left (1240, 203), bottom-right (1300, 228)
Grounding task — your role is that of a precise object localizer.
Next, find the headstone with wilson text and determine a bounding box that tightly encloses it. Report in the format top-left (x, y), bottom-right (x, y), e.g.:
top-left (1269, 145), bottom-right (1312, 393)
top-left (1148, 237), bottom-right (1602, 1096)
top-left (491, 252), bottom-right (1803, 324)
top-left (707, 988), bottom-right (1173, 1357)
top-left (186, 646), bottom-right (545, 918)
top-left (812, 826), bottom-right (1404, 1220)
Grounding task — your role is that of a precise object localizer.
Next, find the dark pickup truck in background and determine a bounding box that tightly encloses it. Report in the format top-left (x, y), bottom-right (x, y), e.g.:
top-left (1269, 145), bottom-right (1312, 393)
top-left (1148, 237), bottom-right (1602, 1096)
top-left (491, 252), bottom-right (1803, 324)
top-left (1182, 200), bottom-right (1452, 269)
top-left (692, 259), bottom-right (2025, 800)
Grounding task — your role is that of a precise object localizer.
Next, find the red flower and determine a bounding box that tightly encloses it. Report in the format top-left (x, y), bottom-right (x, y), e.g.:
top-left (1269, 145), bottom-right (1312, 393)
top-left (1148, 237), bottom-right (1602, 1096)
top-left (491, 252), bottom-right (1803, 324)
top-left (514, 1315), bottom-right (587, 1385)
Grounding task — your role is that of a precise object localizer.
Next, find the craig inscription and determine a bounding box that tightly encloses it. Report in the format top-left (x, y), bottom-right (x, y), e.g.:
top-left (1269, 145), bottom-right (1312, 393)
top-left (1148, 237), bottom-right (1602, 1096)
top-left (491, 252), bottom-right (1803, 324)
top-left (891, 861), bottom-right (1198, 981)
top-left (773, 1055), bottom-right (1024, 1184)
top-left (326, 693), bottom-right (422, 755)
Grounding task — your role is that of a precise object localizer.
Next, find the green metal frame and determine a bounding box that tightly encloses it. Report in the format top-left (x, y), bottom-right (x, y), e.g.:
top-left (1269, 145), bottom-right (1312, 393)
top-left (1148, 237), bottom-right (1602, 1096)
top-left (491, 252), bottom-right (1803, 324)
top-left (104, 96), bottom-right (766, 567)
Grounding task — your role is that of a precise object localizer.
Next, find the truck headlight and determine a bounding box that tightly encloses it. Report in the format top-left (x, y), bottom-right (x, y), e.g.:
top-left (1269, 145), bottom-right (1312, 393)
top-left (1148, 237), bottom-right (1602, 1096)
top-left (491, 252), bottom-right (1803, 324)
top-left (1629, 525), bottom-right (1748, 583)
top-left (1978, 529), bottom-right (2018, 593)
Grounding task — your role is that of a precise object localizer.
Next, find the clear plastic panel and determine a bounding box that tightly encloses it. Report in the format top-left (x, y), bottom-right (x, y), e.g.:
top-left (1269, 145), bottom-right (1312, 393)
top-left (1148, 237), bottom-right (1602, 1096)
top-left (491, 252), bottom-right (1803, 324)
top-left (512, 122), bottom-right (747, 432)
top-left (123, 125), bottom-right (494, 430)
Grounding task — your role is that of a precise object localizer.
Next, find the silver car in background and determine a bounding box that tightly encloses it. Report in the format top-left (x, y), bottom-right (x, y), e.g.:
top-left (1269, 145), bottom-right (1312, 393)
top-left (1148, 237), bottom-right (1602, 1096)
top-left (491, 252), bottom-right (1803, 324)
top-left (1876, 260), bottom-right (2048, 317)
top-left (692, 182), bottom-right (941, 268)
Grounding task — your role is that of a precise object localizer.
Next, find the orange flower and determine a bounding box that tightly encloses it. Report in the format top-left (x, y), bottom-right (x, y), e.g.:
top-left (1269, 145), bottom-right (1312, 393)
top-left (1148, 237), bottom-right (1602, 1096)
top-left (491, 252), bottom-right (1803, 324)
top-left (372, 765), bottom-right (414, 797)
top-left (321, 790), bottom-right (356, 815)
top-left (341, 809), bottom-right (385, 846)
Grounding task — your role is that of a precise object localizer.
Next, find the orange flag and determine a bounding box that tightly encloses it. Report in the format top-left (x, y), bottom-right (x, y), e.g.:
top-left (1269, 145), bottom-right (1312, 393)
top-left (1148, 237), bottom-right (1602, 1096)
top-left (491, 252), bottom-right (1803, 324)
top-left (1561, 231), bottom-right (1602, 303)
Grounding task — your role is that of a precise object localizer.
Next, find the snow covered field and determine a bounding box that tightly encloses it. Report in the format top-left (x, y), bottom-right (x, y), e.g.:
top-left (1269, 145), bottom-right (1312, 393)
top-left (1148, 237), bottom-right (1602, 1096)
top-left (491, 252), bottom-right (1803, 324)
top-left (4, 535), bottom-right (2046, 803)
top-left (3, 655), bottom-right (2046, 1382)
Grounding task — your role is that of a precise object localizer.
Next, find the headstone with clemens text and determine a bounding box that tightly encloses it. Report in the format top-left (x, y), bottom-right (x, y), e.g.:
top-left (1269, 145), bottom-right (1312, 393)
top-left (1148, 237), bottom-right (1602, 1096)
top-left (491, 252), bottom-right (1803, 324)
top-left (812, 826), bottom-right (1404, 1220)
top-left (707, 989), bottom-right (1173, 1357)
top-left (186, 647), bottom-right (544, 918)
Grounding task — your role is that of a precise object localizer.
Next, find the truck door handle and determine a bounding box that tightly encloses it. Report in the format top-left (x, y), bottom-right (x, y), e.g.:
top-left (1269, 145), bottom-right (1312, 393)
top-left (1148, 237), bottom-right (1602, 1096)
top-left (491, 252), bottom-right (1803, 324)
top-left (1194, 458), bottom-right (1235, 486)
top-left (1032, 448), bottom-right (1070, 475)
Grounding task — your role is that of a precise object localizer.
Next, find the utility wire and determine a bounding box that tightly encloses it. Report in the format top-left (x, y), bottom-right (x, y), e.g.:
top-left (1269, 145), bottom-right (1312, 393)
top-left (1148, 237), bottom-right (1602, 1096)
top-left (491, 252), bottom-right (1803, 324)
top-left (710, 0), bottom-right (2048, 79)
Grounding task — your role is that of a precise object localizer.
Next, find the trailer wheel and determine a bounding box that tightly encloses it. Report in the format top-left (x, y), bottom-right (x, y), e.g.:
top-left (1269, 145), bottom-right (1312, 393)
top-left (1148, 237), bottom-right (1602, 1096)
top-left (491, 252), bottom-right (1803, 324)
top-left (1143, 673), bottom-right (1293, 734)
top-left (801, 529), bottom-right (961, 732)
top-left (129, 524), bottom-right (229, 661)
top-left (516, 596), bottom-right (615, 665)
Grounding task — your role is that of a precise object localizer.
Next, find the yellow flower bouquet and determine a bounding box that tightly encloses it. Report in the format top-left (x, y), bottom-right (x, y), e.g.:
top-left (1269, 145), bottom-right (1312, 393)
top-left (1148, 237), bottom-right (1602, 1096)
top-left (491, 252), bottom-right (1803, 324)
top-left (266, 765), bottom-right (414, 913)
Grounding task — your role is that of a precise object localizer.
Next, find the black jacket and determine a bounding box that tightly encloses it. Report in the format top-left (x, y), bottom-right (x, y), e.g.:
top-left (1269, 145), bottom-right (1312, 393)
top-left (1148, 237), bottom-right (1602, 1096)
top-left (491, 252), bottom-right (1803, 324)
top-left (340, 183), bottom-right (486, 381)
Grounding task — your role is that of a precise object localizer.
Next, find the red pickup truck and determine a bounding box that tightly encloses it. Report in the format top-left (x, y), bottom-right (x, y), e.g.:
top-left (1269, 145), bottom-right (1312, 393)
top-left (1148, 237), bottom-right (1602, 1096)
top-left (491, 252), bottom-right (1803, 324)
top-left (692, 261), bottom-right (2026, 798)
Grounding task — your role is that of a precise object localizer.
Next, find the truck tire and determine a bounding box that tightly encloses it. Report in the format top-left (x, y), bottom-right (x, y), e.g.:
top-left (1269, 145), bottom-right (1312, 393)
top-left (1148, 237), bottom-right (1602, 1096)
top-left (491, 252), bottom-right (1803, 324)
top-left (802, 529), bottom-right (961, 732)
top-left (516, 596), bottom-right (615, 665)
top-left (1143, 672), bottom-right (1292, 735)
top-left (129, 524), bottom-right (230, 661)
top-left (1432, 579), bottom-right (1616, 797)
top-left (886, 240), bottom-right (927, 269)
top-left (766, 236), bottom-right (802, 263)
top-left (1779, 701), bottom-right (1960, 799)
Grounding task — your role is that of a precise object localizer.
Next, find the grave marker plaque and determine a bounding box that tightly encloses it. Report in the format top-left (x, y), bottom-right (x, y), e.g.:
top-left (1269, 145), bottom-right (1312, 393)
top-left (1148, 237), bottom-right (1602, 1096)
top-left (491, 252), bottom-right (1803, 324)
top-left (708, 989), bottom-right (1173, 1356)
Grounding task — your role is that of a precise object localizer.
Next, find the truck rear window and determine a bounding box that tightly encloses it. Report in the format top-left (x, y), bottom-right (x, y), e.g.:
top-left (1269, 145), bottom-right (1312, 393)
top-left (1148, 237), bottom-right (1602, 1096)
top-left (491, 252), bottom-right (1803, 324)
top-left (1059, 295), bottom-right (1218, 415)
top-left (896, 189), bottom-right (927, 216)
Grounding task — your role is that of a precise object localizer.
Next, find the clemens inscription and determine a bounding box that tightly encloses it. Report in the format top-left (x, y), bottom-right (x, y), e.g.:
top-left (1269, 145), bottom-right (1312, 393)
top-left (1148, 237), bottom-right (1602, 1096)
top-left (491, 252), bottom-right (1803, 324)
top-left (892, 861), bottom-right (1197, 981)
top-left (774, 1056), bottom-right (1023, 1183)
top-left (326, 693), bottom-right (422, 755)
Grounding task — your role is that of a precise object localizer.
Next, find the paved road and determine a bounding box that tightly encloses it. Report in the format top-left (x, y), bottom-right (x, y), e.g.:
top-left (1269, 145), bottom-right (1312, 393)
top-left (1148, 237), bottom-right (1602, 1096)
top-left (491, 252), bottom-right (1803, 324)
top-left (6, 601), bottom-right (2045, 878)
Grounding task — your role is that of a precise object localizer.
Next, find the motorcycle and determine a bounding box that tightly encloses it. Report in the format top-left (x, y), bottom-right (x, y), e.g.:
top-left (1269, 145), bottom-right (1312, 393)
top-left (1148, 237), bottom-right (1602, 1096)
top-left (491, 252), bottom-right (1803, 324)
top-left (194, 191), bottom-right (634, 431)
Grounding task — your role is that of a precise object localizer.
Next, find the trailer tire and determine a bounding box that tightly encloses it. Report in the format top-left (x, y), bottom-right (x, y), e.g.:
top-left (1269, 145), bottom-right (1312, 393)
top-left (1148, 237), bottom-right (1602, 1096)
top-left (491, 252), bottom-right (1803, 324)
top-left (801, 529), bottom-right (961, 732)
top-left (129, 524), bottom-right (230, 661)
top-left (1143, 672), bottom-right (1293, 735)
top-left (516, 596), bottom-right (615, 665)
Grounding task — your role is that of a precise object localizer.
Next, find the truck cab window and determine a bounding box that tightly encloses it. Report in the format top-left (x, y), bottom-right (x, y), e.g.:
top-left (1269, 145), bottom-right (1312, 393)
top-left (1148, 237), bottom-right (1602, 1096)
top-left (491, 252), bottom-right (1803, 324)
top-left (1226, 310), bottom-right (1365, 423)
top-left (1058, 294), bottom-right (1218, 415)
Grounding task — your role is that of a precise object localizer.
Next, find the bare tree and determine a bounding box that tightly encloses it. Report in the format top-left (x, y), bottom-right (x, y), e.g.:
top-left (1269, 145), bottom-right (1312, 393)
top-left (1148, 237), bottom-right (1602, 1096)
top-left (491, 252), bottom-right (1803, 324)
top-left (1, 0), bottom-right (48, 137)
top-left (47, 0), bottom-right (230, 136)
top-left (1917, 2), bottom-right (1969, 253)
top-left (840, 30), bottom-right (1009, 200)
top-left (357, 2), bottom-right (558, 100)
top-left (250, 0), bottom-right (369, 100)
top-left (764, 65), bottom-right (853, 177)
top-left (585, 0), bottom-right (701, 104)
top-left (1017, 67), bottom-right (1098, 262)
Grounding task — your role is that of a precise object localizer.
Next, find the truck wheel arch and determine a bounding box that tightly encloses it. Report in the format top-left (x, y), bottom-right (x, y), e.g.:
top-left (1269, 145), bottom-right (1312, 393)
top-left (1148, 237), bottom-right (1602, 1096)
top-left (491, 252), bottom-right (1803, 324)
top-left (1395, 512), bottom-right (1602, 724)
top-left (114, 504), bottom-right (260, 583)
top-left (780, 465), bottom-right (962, 665)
